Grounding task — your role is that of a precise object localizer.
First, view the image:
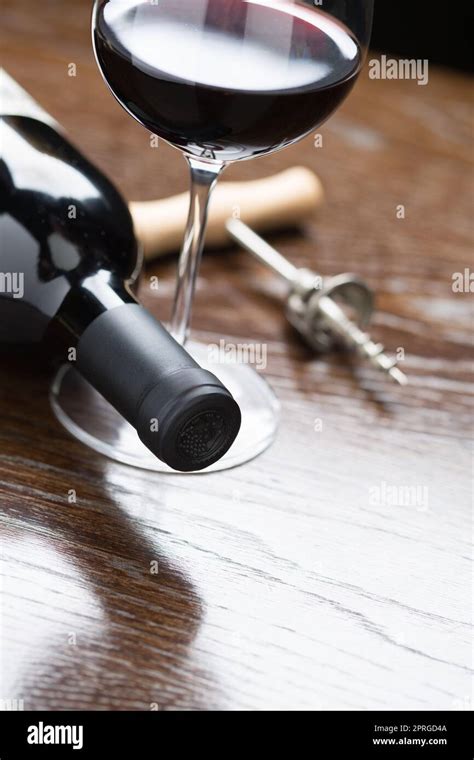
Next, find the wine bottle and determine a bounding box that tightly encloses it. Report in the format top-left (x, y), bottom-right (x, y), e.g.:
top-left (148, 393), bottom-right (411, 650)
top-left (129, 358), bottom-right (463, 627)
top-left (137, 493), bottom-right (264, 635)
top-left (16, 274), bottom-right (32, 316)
top-left (0, 75), bottom-right (241, 472)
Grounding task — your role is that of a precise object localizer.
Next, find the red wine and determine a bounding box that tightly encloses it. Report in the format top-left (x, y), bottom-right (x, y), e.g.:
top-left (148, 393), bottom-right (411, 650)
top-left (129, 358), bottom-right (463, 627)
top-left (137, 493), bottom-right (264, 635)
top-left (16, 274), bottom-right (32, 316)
top-left (0, 109), bottom-right (241, 471)
top-left (93, 0), bottom-right (361, 161)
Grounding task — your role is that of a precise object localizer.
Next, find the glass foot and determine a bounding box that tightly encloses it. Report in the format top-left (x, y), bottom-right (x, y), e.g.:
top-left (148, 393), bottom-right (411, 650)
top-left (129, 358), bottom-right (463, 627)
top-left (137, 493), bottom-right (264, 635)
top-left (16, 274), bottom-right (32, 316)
top-left (50, 341), bottom-right (280, 473)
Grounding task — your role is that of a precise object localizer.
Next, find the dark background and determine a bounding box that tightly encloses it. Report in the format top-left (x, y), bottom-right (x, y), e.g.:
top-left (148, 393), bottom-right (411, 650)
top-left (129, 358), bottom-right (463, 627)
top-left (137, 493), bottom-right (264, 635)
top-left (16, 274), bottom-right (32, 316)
top-left (372, 0), bottom-right (473, 72)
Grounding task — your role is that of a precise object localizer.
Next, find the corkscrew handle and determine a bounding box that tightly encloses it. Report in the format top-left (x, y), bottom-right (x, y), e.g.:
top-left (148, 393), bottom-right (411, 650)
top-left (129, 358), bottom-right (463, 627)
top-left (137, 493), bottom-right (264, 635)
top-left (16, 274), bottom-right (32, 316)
top-left (129, 166), bottom-right (323, 259)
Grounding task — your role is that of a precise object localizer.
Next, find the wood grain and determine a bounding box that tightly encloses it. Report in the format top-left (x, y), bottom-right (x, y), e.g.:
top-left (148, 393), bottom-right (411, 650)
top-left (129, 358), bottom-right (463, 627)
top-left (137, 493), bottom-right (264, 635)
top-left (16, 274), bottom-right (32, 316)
top-left (1, 0), bottom-right (472, 711)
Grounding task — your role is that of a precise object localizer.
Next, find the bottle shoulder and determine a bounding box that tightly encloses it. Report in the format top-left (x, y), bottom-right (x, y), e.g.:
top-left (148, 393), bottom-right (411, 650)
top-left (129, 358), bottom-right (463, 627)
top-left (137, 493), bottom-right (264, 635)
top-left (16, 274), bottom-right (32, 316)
top-left (0, 115), bottom-right (141, 344)
top-left (1, 115), bottom-right (140, 278)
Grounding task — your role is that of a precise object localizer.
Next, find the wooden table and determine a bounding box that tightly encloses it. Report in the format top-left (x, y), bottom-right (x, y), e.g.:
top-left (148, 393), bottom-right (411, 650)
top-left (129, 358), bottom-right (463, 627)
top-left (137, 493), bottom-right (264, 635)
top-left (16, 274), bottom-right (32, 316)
top-left (1, 0), bottom-right (472, 710)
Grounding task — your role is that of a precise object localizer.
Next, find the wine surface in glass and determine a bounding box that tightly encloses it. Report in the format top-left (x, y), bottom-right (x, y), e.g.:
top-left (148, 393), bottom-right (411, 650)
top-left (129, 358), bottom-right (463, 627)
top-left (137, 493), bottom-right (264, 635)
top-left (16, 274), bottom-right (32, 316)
top-left (94, 0), bottom-right (361, 161)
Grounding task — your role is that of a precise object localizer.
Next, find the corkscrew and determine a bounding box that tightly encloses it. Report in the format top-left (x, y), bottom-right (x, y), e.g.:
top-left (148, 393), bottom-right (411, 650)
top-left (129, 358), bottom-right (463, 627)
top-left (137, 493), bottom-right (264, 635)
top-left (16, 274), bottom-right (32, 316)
top-left (226, 219), bottom-right (407, 386)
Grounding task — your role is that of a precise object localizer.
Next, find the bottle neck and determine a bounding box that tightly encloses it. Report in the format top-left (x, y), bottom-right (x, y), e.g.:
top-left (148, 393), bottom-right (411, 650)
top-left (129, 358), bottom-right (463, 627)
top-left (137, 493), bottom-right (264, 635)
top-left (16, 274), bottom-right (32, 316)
top-left (45, 271), bottom-right (242, 472)
top-left (73, 300), bottom-right (241, 471)
top-left (55, 271), bottom-right (138, 343)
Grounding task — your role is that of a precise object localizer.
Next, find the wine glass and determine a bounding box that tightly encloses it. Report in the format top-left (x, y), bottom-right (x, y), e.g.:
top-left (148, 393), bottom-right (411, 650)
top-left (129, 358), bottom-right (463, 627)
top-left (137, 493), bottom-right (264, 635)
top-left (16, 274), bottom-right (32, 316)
top-left (58, 0), bottom-right (373, 472)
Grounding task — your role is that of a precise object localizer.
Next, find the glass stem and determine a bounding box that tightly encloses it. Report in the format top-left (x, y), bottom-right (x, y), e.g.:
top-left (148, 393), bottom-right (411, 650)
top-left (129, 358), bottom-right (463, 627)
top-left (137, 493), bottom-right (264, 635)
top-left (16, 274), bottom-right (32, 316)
top-left (169, 156), bottom-right (225, 346)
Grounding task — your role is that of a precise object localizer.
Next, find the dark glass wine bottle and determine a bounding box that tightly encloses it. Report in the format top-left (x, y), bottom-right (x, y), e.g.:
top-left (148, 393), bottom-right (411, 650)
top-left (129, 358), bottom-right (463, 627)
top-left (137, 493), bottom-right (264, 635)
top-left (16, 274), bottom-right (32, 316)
top-left (0, 113), bottom-right (241, 471)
